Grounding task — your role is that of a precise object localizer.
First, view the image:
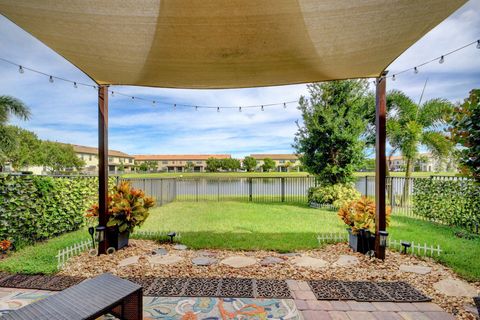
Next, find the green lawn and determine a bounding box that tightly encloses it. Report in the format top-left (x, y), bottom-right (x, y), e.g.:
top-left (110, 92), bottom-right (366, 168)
top-left (1, 201), bottom-right (478, 280)
top-left (122, 172), bottom-right (310, 179)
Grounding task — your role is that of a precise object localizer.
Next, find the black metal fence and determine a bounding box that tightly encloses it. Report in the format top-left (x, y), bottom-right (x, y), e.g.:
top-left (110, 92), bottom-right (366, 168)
top-left (122, 175), bottom-right (470, 219)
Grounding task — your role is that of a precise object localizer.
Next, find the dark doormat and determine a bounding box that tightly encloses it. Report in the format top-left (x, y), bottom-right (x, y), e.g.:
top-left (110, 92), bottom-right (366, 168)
top-left (308, 280), bottom-right (431, 302)
top-left (0, 274), bottom-right (85, 291)
top-left (126, 277), bottom-right (291, 299)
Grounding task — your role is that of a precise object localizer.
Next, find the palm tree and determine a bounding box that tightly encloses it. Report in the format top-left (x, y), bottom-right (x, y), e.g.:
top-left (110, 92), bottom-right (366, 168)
top-left (0, 95), bottom-right (30, 125)
top-left (0, 95), bottom-right (31, 169)
top-left (386, 90), bottom-right (453, 202)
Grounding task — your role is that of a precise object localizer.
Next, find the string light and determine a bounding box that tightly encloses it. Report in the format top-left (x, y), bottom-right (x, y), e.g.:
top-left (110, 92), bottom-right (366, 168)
top-left (1, 38), bottom-right (478, 110)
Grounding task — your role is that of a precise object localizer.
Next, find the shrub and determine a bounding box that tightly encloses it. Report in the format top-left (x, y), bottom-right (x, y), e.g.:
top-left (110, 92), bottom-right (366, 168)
top-left (0, 175), bottom-right (116, 245)
top-left (308, 183), bottom-right (361, 208)
top-left (338, 197), bottom-right (391, 234)
top-left (413, 178), bottom-right (480, 229)
top-left (87, 181), bottom-right (155, 233)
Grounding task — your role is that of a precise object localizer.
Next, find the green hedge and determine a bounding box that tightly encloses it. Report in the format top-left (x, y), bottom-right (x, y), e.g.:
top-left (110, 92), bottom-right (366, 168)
top-left (413, 178), bottom-right (480, 229)
top-left (0, 175), bottom-right (117, 245)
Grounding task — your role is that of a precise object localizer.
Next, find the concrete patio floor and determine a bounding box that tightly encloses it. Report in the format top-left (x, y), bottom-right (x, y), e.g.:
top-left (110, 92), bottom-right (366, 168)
top-left (0, 281), bottom-right (457, 320)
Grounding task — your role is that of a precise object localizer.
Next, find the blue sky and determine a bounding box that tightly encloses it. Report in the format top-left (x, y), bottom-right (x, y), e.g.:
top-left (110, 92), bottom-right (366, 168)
top-left (1, 1), bottom-right (479, 158)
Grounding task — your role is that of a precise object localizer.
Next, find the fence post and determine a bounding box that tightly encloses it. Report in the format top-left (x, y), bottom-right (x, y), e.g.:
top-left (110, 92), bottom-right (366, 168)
top-left (217, 179), bottom-right (220, 201)
top-left (160, 179), bottom-right (164, 206)
top-left (389, 177), bottom-right (394, 208)
top-left (196, 179), bottom-right (199, 202)
top-left (365, 176), bottom-right (368, 197)
top-left (281, 177), bottom-right (285, 202)
top-left (248, 178), bottom-right (253, 202)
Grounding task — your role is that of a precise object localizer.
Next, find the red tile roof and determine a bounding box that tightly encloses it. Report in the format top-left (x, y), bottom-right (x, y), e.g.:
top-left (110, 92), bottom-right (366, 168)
top-left (134, 154), bottom-right (231, 161)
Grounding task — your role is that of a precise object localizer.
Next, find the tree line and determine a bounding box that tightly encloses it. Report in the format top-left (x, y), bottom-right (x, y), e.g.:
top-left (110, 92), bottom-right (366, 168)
top-left (0, 96), bottom-right (84, 173)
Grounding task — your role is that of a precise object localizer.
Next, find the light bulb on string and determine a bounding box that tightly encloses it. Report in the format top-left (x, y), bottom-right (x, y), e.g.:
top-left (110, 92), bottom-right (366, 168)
top-left (392, 75), bottom-right (396, 81)
top-left (18, 65), bottom-right (24, 74)
top-left (174, 104), bottom-right (176, 111)
top-left (49, 75), bottom-right (54, 83)
top-left (477, 40), bottom-right (480, 49)
top-left (217, 107), bottom-right (220, 112)
top-left (283, 103), bottom-right (287, 109)
top-left (93, 85), bottom-right (97, 90)
top-left (131, 96), bottom-right (134, 100)
top-left (73, 82), bottom-right (78, 88)
top-left (261, 105), bottom-right (264, 111)
top-left (239, 107), bottom-right (242, 112)
top-left (195, 106), bottom-right (198, 111)
top-left (152, 100), bottom-right (156, 106)
top-left (439, 56), bottom-right (444, 64)
top-left (111, 91), bottom-right (114, 96)
top-left (414, 67), bottom-right (419, 74)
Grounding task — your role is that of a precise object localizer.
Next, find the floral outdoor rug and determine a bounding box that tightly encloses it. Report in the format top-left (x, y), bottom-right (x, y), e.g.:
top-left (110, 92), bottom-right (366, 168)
top-left (0, 290), bottom-right (301, 320)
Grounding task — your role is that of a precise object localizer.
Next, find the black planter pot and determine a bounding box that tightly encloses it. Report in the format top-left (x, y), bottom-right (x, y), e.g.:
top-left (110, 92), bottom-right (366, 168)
top-left (107, 227), bottom-right (130, 250)
top-left (347, 228), bottom-right (375, 254)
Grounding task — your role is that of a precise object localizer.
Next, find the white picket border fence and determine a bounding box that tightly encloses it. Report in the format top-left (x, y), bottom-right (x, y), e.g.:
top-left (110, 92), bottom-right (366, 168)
top-left (317, 232), bottom-right (442, 257)
top-left (56, 239), bottom-right (93, 270)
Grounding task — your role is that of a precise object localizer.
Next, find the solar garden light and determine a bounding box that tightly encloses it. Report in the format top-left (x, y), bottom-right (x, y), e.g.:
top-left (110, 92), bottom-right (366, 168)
top-left (167, 232), bottom-right (176, 243)
top-left (378, 231), bottom-right (389, 248)
top-left (88, 226), bottom-right (95, 248)
top-left (401, 241), bottom-right (411, 254)
top-left (95, 226), bottom-right (106, 243)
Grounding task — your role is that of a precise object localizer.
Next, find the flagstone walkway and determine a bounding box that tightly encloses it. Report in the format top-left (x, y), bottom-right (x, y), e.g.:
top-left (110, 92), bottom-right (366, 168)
top-left (0, 281), bottom-right (457, 319)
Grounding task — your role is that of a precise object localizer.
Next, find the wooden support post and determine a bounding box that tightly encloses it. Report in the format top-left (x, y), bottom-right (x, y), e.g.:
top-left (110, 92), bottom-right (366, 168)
top-left (375, 72), bottom-right (387, 260)
top-left (98, 85), bottom-right (109, 255)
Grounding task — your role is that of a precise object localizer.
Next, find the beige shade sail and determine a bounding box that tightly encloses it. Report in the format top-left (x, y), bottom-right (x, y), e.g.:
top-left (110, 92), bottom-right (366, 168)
top-left (0, 0), bottom-right (466, 89)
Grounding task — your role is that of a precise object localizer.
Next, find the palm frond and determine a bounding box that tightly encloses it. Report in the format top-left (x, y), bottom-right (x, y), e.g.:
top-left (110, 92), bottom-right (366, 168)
top-left (421, 130), bottom-right (452, 158)
top-left (0, 95), bottom-right (31, 124)
top-left (418, 98), bottom-right (453, 128)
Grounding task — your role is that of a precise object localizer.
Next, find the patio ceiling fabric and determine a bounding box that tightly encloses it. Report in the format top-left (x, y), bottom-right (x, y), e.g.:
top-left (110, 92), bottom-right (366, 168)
top-left (0, 0), bottom-right (466, 89)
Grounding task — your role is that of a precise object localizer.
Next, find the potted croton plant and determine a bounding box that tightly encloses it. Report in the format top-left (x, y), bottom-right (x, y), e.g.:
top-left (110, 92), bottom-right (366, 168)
top-left (338, 197), bottom-right (390, 254)
top-left (86, 181), bottom-right (155, 250)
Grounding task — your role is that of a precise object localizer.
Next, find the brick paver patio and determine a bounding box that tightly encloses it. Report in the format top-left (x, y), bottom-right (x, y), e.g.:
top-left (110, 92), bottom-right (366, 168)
top-left (0, 280), bottom-right (456, 319)
top-left (287, 280), bottom-right (455, 320)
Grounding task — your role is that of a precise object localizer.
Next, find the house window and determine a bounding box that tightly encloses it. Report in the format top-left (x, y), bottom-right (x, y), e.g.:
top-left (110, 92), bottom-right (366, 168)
top-left (162, 161), bottom-right (168, 164)
top-left (89, 155), bottom-right (92, 161)
top-left (279, 160), bottom-right (285, 164)
top-left (108, 157), bottom-right (113, 162)
top-left (196, 161), bottom-right (202, 164)
top-left (129, 158), bottom-right (133, 163)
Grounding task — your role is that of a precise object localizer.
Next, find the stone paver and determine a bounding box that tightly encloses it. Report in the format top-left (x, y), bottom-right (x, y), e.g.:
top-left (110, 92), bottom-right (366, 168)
top-left (152, 248), bottom-right (167, 256)
top-left (433, 278), bottom-right (478, 297)
top-left (292, 256), bottom-right (328, 269)
top-left (292, 290), bottom-right (317, 300)
top-left (372, 311), bottom-right (403, 320)
top-left (346, 311), bottom-right (376, 320)
top-left (296, 280), bottom-right (311, 291)
top-left (118, 255), bottom-right (140, 267)
top-left (280, 252), bottom-right (301, 257)
top-left (294, 299), bottom-right (309, 311)
top-left (372, 302), bottom-right (401, 312)
top-left (149, 254), bottom-right (183, 265)
top-left (306, 300), bottom-right (333, 311)
top-left (196, 250), bottom-right (217, 257)
top-left (333, 255), bottom-right (360, 267)
top-left (286, 279), bottom-right (301, 291)
top-left (302, 310), bottom-right (332, 320)
top-left (330, 301), bottom-right (351, 311)
top-left (192, 257), bottom-right (218, 266)
top-left (259, 256), bottom-right (284, 266)
top-left (329, 311), bottom-right (350, 320)
top-left (399, 264), bottom-right (432, 275)
top-left (395, 303), bottom-right (418, 311)
top-left (423, 312), bottom-right (455, 320)
top-left (173, 244), bottom-right (187, 250)
top-left (220, 256), bottom-right (257, 268)
top-left (411, 302), bottom-right (444, 312)
top-left (397, 311), bottom-right (431, 320)
top-left (346, 301), bottom-right (376, 311)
